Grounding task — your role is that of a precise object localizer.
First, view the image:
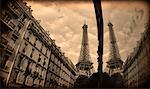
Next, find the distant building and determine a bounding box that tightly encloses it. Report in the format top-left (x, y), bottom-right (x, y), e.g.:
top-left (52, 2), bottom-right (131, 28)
top-left (76, 23), bottom-right (94, 77)
top-left (123, 26), bottom-right (150, 88)
top-left (0, 0), bottom-right (76, 88)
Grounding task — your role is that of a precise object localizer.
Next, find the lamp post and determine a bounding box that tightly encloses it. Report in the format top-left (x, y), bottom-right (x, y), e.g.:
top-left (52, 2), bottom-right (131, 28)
top-left (93, 0), bottom-right (104, 88)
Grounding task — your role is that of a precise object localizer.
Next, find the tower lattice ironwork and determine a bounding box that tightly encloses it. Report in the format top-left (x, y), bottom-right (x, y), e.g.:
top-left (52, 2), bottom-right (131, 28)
top-left (107, 22), bottom-right (123, 75)
top-left (76, 23), bottom-right (94, 77)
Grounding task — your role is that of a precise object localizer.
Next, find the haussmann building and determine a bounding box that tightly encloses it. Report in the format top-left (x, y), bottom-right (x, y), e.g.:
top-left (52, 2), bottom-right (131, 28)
top-left (123, 25), bottom-right (150, 88)
top-left (0, 0), bottom-right (76, 88)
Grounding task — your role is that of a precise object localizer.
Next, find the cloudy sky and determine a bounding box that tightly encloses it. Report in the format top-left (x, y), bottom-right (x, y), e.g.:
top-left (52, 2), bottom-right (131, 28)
top-left (26, 0), bottom-right (149, 72)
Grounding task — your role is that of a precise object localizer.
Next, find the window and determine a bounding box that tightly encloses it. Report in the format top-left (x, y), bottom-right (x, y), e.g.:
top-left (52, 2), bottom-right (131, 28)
top-left (52, 64), bottom-right (55, 72)
top-left (17, 25), bottom-right (21, 33)
top-left (17, 54), bottom-right (24, 67)
top-left (32, 48), bottom-right (35, 51)
top-left (30, 48), bottom-right (35, 58)
top-left (52, 68), bottom-right (54, 72)
top-left (51, 54), bottom-right (55, 62)
top-left (2, 11), bottom-right (11, 23)
top-left (41, 44), bottom-right (43, 51)
top-left (55, 57), bottom-right (58, 64)
top-left (22, 15), bottom-right (26, 23)
top-left (27, 31), bottom-right (31, 40)
top-left (34, 38), bottom-right (38, 46)
top-left (36, 64), bottom-right (38, 68)
top-left (58, 61), bottom-right (60, 67)
top-left (0, 55), bottom-right (9, 69)
top-left (22, 43), bottom-right (28, 53)
top-left (43, 58), bottom-right (46, 66)
top-left (38, 54), bottom-right (41, 62)
top-left (41, 68), bottom-right (44, 71)
top-left (9, 21), bottom-right (15, 29)
top-left (45, 49), bottom-right (48, 56)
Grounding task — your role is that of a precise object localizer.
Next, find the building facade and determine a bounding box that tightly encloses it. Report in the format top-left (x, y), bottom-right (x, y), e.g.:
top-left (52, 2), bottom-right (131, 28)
top-left (45, 45), bottom-right (76, 89)
top-left (0, 0), bottom-right (76, 88)
top-left (123, 25), bottom-right (150, 88)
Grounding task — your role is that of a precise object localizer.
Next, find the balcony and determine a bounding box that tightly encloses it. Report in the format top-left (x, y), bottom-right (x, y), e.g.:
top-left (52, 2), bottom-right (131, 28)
top-left (0, 11), bottom-right (11, 24)
top-left (8, 3), bottom-right (21, 18)
top-left (30, 26), bottom-right (37, 34)
top-left (0, 36), bottom-right (8, 48)
top-left (18, 18), bottom-right (24, 26)
top-left (15, 9), bottom-right (21, 16)
top-left (0, 65), bottom-right (9, 71)
top-left (6, 44), bottom-right (14, 54)
top-left (8, 21), bottom-right (16, 29)
top-left (0, 14), bottom-right (14, 32)
top-left (38, 33), bottom-right (44, 41)
top-left (12, 30), bottom-right (20, 40)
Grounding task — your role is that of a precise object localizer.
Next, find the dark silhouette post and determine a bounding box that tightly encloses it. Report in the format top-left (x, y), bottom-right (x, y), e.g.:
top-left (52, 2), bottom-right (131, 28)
top-left (93, 0), bottom-right (104, 88)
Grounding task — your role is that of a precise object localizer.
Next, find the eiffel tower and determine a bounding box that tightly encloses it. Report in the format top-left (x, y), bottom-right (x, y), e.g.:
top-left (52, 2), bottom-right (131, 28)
top-left (76, 23), bottom-right (94, 77)
top-left (106, 22), bottom-right (123, 75)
